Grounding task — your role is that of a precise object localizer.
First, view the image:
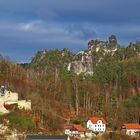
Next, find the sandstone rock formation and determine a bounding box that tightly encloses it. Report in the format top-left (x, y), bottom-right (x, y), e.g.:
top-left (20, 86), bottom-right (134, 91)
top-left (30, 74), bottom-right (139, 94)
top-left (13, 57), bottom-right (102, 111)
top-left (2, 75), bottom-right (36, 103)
top-left (68, 35), bottom-right (119, 75)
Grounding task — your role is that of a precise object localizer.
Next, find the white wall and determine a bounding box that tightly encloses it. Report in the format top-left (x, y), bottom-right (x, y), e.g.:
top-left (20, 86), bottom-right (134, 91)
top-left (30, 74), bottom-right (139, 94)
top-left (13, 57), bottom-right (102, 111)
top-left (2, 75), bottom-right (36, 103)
top-left (0, 90), bottom-right (31, 114)
top-left (126, 129), bottom-right (140, 136)
top-left (0, 91), bottom-right (18, 102)
top-left (18, 100), bottom-right (31, 110)
top-left (0, 90), bottom-right (18, 114)
top-left (64, 129), bottom-right (71, 135)
top-left (87, 120), bottom-right (106, 132)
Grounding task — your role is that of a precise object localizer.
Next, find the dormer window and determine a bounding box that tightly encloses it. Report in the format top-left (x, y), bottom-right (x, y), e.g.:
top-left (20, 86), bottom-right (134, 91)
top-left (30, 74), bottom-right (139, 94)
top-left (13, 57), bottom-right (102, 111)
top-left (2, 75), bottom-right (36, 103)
top-left (97, 120), bottom-right (102, 124)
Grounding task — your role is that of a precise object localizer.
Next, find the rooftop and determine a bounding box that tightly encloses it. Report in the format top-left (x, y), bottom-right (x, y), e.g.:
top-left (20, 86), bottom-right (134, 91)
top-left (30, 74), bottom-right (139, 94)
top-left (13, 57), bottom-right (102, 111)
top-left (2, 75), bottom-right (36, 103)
top-left (123, 123), bottom-right (140, 129)
top-left (73, 124), bottom-right (86, 132)
top-left (89, 117), bottom-right (106, 124)
top-left (26, 135), bottom-right (69, 140)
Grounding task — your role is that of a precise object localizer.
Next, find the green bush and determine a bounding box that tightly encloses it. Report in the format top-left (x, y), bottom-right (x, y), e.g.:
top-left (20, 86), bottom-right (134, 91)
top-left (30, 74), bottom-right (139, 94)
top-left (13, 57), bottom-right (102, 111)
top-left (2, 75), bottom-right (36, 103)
top-left (73, 119), bottom-right (84, 125)
top-left (0, 115), bottom-right (3, 123)
top-left (6, 113), bottom-right (35, 131)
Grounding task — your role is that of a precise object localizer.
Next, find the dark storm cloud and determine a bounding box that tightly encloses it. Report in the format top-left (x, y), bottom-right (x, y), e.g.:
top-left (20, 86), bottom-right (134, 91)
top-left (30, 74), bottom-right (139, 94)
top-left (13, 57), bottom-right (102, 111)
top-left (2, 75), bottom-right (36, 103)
top-left (67, 24), bottom-right (97, 40)
top-left (0, 0), bottom-right (140, 62)
top-left (0, 0), bottom-right (140, 23)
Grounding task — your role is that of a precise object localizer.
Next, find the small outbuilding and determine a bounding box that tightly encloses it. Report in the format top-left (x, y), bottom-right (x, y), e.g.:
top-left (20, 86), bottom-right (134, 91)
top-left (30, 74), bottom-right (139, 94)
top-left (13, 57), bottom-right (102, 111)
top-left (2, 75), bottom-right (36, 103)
top-left (121, 123), bottom-right (140, 137)
top-left (71, 124), bottom-right (86, 137)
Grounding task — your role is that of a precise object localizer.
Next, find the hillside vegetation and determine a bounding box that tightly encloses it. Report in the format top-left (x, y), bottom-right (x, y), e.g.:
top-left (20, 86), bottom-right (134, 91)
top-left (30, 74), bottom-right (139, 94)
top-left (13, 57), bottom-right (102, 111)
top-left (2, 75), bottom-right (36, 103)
top-left (0, 38), bottom-right (140, 133)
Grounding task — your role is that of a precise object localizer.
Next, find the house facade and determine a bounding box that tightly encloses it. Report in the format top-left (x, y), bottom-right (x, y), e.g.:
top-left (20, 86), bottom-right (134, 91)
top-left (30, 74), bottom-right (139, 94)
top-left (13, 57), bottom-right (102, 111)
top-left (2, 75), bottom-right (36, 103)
top-left (64, 125), bottom-right (72, 135)
top-left (86, 117), bottom-right (106, 133)
top-left (64, 124), bottom-right (85, 137)
top-left (121, 123), bottom-right (140, 137)
top-left (71, 124), bottom-right (86, 137)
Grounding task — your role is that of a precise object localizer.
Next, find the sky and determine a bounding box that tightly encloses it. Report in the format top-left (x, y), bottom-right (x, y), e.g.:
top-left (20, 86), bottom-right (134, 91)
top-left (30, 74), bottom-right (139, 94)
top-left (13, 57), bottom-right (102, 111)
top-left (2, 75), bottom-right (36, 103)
top-left (0, 0), bottom-right (140, 63)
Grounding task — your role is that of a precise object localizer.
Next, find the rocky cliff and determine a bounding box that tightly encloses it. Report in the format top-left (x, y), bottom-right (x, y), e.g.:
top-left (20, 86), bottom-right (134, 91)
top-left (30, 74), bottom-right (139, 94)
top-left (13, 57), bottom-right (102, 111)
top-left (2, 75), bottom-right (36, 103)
top-left (30, 35), bottom-right (140, 76)
top-left (67, 35), bottom-right (120, 75)
top-left (67, 51), bottom-right (93, 75)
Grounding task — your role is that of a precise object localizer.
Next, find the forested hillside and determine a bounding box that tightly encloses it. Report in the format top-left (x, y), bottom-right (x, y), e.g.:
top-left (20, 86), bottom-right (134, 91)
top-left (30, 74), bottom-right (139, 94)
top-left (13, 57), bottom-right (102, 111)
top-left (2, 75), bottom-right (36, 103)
top-left (0, 37), bottom-right (140, 133)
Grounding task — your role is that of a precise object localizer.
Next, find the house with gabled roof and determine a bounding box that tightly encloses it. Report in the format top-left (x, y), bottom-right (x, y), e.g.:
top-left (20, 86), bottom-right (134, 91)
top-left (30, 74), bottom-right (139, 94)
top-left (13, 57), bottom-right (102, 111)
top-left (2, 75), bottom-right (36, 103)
top-left (71, 124), bottom-right (86, 137)
top-left (121, 123), bottom-right (140, 137)
top-left (86, 117), bottom-right (106, 133)
top-left (64, 124), bottom-right (85, 137)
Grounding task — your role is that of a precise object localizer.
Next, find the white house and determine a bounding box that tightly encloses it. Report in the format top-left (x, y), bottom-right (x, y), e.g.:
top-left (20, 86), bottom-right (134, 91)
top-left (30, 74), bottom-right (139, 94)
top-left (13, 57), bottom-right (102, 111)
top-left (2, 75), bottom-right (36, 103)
top-left (121, 123), bottom-right (140, 137)
top-left (86, 117), bottom-right (106, 133)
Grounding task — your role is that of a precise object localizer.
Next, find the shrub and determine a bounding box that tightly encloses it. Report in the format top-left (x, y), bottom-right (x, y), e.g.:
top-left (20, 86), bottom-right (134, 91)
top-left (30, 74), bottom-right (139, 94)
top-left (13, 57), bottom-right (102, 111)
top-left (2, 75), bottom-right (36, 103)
top-left (73, 119), bottom-right (84, 125)
top-left (6, 113), bottom-right (35, 131)
top-left (45, 111), bottom-right (63, 131)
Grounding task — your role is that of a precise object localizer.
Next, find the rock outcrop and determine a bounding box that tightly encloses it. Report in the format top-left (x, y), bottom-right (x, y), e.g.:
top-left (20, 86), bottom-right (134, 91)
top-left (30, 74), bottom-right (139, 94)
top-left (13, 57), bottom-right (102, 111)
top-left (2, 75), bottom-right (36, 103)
top-left (88, 35), bottom-right (119, 53)
top-left (67, 35), bottom-right (119, 75)
top-left (31, 35), bottom-right (134, 76)
top-left (67, 51), bottom-right (93, 75)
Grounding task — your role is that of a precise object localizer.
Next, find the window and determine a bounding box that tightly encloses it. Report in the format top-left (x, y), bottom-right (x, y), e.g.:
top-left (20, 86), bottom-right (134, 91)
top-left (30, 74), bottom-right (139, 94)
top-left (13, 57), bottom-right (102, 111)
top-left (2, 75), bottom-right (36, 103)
top-left (129, 131), bottom-right (131, 135)
top-left (97, 120), bottom-right (102, 124)
top-left (89, 124), bottom-right (92, 128)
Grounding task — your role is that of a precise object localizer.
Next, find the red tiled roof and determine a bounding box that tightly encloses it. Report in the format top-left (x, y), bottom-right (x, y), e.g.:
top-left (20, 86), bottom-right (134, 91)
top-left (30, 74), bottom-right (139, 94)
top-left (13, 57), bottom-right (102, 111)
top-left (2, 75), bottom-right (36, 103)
top-left (89, 117), bottom-right (106, 124)
top-left (123, 123), bottom-right (140, 129)
top-left (73, 124), bottom-right (86, 132)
